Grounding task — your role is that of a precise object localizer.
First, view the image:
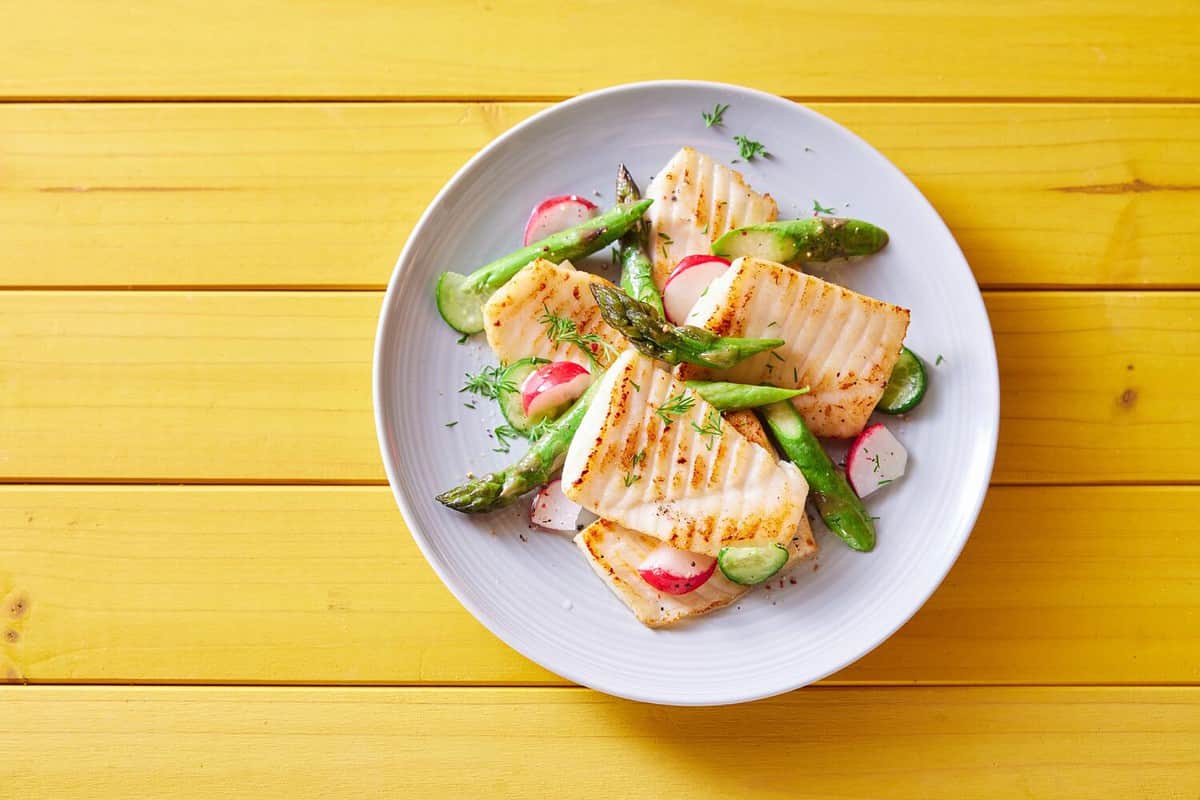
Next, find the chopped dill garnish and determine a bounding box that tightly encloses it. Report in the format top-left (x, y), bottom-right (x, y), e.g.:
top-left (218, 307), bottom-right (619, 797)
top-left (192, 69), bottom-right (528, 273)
top-left (526, 418), bottom-right (554, 442)
top-left (690, 408), bottom-right (723, 450)
top-left (623, 449), bottom-right (647, 487)
top-left (935, 354), bottom-right (945, 365)
top-left (461, 365), bottom-right (515, 399)
top-left (812, 199), bottom-right (837, 214)
top-left (444, 421), bottom-right (458, 428)
top-left (492, 424), bottom-right (521, 454)
top-left (733, 135), bottom-right (769, 161)
top-left (655, 391), bottom-right (696, 424)
top-left (539, 303), bottom-right (616, 363)
top-left (701, 103), bottom-right (729, 128)
top-left (456, 332), bottom-right (470, 344)
top-left (770, 351), bottom-right (785, 362)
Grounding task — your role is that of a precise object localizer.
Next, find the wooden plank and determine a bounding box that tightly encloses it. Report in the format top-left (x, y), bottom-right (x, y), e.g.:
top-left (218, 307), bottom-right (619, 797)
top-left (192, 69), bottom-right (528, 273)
top-left (3, 1), bottom-right (1196, 100)
top-left (3, 103), bottom-right (1198, 288)
top-left (1, 291), bottom-right (1196, 484)
top-left (1, 486), bottom-right (1196, 685)
top-left (6, 686), bottom-right (1198, 798)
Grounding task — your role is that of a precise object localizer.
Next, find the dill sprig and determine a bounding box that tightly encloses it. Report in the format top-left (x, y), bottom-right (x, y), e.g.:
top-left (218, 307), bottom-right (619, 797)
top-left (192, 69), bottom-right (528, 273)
top-left (526, 418), bottom-right (554, 443)
top-left (655, 391), bottom-right (696, 425)
top-left (733, 135), bottom-right (769, 161)
top-left (539, 304), bottom-right (616, 363)
top-left (492, 424), bottom-right (521, 454)
top-left (460, 365), bottom-right (515, 400)
top-left (690, 408), bottom-right (723, 450)
top-left (623, 449), bottom-right (646, 487)
top-left (701, 103), bottom-right (729, 128)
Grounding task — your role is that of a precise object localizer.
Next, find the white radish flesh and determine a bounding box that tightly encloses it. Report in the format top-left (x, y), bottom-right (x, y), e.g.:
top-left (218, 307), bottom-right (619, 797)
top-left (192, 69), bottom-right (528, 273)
top-left (520, 361), bottom-right (592, 418)
top-left (522, 195), bottom-right (598, 245)
top-left (636, 543), bottom-right (717, 595)
top-left (662, 255), bottom-right (731, 324)
top-left (846, 423), bottom-right (908, 498)
top-left (530, 479), bottom-right (582, 532)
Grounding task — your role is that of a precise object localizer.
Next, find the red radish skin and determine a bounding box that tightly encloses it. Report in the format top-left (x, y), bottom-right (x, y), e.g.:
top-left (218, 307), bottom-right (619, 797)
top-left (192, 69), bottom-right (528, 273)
top-left (637, 543), bottom-right (717, 595)
top-left (520, 361), bottom-right (592, 418)
top-left (522, 195), bottom-right (599, 245)
top-left (846, 423), bottom-right (908, 498)
top-left (530, 479), bottom-right (582, 532)
top-left (662, 255), bottom-right (731, 324)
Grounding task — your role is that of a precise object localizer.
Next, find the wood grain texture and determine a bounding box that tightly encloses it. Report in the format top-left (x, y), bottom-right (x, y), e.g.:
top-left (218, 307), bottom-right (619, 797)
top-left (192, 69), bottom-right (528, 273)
top-left (3, 103), bottom-right (1198, 288)
top-left (6, 686), bottom-right (1199, 798)
top-left (3, 1), bottom-right (1197, 100)
top-left (1, 291), bottom-right (1196, 484)
top-left (1, 486), bottom-right (1196, 685)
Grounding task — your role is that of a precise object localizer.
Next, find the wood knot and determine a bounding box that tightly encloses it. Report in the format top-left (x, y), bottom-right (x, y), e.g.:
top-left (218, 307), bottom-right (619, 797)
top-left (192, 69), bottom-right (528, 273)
top-left (7, 593), bottom-right (28, 619)
top-left (1119, 388), bottom-right (1138, 408)
top-left (3, 629), bottom-right (18, 644)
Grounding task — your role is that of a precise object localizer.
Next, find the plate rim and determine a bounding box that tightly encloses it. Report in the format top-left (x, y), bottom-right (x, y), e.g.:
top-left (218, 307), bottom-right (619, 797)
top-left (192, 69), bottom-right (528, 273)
top-left (372, 79), bottom-right (1000, 705)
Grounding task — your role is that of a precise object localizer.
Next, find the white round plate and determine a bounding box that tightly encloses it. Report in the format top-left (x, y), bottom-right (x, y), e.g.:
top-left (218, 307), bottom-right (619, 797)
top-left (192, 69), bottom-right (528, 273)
top-left (374, 81), bottom-right (999, 706)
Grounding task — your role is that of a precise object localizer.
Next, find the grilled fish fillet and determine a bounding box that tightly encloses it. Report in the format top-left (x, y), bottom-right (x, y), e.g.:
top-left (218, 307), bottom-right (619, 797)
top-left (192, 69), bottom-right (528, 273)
top-left (575, 517), bottom-right (816, 628)
top-left (574, 413), bottom-right (816, 628)
top-left (677, 257), bottom-right (910, 438)
top-left (645, 147), bottom-right (777, 290)
top-left (481, 258), bottom-right (625, 367)
top-left (562, 350), bottom-right (807, 556)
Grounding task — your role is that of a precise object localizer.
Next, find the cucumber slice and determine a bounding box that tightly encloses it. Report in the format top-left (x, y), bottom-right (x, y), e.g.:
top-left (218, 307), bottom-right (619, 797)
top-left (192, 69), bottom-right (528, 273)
top-left (877, 346), bottom-right (927, 415)
top-left (717, 543), bottom-right (789, 585)
top-left (711, 228), bottom-right (799, 263)
top-left (435, 271), bottom-right (487, 335)
top-left (496, 357), bottom-right (550, 434)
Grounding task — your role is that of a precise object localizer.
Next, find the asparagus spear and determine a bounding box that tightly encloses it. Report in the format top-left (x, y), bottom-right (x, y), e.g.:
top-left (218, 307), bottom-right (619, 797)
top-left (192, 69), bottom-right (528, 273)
top-left (439, 372), bottom-right (810, 514)
top-left (758, 401), bottom-right (876, 552)
top-left (438, 378), bottom-right (603, 513)
top-left (688, 381), bottom-right (808, 410)
top-left (436, 199), bottom-right (653, 335)
top-left (615, 165), bottom-right (664, 317)
top-left (590, 283), bottom-right (784, 369)
top-left (711, 218), bottom-right (889, 266)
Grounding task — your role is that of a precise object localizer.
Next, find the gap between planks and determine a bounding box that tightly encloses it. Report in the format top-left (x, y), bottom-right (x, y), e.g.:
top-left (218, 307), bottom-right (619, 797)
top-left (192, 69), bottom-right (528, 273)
top-left (4, 679), bottom-right (1199, 689)
top-left (2, 285), bottom-right (1198, 293)
top-left (3, 479), bottom-right (1200, 487)
top-left (0, 95), bottom-right (1198, 105)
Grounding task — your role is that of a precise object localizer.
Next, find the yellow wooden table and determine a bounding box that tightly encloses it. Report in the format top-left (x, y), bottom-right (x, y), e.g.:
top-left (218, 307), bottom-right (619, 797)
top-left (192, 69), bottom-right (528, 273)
top-left (3, 3), bottom-right (1198, 796)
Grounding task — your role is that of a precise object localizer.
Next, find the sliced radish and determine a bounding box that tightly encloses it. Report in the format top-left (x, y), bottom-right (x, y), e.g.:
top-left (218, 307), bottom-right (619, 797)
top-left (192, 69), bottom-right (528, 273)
top-left (522, 195), bottom-right (598, 245)
top-left (846, 423), bottom-right (908, 498)
top-left (530, 479), bottom-right (582, 532)
top-left (520, 361), bottom-right (592, 419)
top-left (637, 543), bottom-right (717, 595)
top-left (662, 255), bottom-right (731, 324)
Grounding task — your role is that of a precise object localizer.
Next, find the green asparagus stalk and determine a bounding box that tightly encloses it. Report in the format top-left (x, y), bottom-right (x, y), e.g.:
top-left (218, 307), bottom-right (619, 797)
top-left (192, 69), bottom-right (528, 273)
top-left (711, 218), bottom-right (889, 266)
top-left (615, 165), bottom-right (664, 317)
top-left (435, 199), bottom-right (653, 335)
top-left (758, 401), bottom-right (876, 552)
top-left (590, 283), bottom-right (784, 369)
top-left (437, 377), bottom-right (603, 513)
top-left (438, 368), bottom-right (818, 513)
top-left (688, 381), bottom-right (808, 410)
